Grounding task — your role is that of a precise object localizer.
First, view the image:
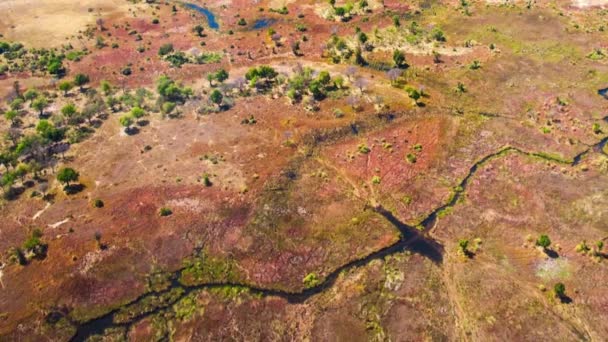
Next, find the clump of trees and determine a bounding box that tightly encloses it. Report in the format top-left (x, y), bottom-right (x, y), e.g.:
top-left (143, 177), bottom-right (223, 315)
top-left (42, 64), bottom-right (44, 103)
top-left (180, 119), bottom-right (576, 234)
top-left (9, 229), bottom-right (48, 265)
top-left (245, 65), bottom-right (278, 91)
top-left (156, 75), bottom-right (193, 118)
top-left (284, 67), bottom-right (337, 106)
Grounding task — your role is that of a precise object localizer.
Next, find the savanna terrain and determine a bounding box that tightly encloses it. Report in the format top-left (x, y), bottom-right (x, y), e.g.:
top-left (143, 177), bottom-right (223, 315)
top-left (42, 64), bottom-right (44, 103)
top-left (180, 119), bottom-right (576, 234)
top-left (0, 0), bottom-right (608, 341)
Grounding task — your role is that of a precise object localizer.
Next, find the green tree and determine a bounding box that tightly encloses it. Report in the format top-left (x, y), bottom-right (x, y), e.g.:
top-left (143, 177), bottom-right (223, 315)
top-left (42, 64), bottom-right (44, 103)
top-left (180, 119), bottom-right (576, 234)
top-left (357, 31), bottom-right (368, 44)
top-left (4, 110), bottom-right (19, 124)
top-left (393, 49), bottom-right (406, 68)
top-left (119, 115), bottom-right (134, 129)
top-left (23, 89), bottom-right (39, 101)
top-left (158, 43), bottom-right (174, 56)
top-left (215, 69), bottom-right (229, 83)
top-left (31, 97), bottom-right (49, 116)
top-left (61, 103), bottom-right (77, 118)
top-left (74, 73), bottom-right (90, 92)
top-left (554, 282), bottom-right (566, 298)
top-left (536, 234), bottom-right (551, 250)
top-left (100, 80), bottom-right (112, 95)
top-left (210, 89), bottom-right (223, 107)
top-left (10, 98), bottom-right (24, 111)
top-left (57, 167), bottom-right (79, 187)
top-left (393, 15), bottom-right (401, 27)
top-left (405, 87), bottom-right (421, 106)
top-left (130, 106), bottom-right (145, 119)
top-left (206, 73), bottom-right (216, 87)
top-left (58, 81), bottom-right (73, 96)
top-left (317, 70), bottom-right (331, 85)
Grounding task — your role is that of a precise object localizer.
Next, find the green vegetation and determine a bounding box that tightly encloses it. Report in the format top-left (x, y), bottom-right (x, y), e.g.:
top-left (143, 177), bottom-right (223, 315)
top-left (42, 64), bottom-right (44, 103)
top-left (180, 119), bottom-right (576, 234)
top-left (159, 207), bottom-right (173, 217)
top-left (303, 272), bottom-right (321, 288)
top-left (553, 282), bottom-right (566, 299)
top-left (536, 234), bottom-right (551, 250)
top-left (180, 251), bottom-right (241, 286)
top-left (57, 167), bottom-right (79, 187)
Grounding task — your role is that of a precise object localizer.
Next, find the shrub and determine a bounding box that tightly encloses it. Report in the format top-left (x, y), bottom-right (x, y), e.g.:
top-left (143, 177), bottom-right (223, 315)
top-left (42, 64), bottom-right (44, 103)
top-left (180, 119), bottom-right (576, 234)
top-left (554, 282), bottom-right (566, 298)
top-left (159, 207), bottom-right (173, 216)
top-left (93, 199), bottom-right (104, 208)
top-left (302, 273), bottom-right (321, 288)
top-left (406, 153), bottom-right (417, 163)
top-left (536, 234), bottom-right (551, 249)
top-left (158, 43), bottom-right (174, 56)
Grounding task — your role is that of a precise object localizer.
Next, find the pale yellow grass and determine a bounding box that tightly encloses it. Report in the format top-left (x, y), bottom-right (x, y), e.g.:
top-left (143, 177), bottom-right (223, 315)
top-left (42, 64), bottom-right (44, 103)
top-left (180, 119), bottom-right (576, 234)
top-left (0, 0), bottom-right (131, 47)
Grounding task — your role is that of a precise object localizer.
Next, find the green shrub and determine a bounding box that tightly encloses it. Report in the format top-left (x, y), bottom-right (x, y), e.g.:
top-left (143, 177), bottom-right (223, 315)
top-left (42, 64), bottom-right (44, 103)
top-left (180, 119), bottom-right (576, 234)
top-left (159, 207), bottom-right (173, 216)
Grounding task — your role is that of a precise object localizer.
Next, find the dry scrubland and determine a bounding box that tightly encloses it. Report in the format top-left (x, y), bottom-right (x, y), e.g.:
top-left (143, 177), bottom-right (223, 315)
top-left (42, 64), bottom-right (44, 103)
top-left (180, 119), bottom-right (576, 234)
top-left (0, 0), bottom-right (607, 341)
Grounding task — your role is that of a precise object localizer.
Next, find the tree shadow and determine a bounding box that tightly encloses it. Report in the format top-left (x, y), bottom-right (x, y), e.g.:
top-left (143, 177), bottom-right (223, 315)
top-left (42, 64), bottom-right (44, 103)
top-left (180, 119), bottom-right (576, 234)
top-left (136, 119), bottom-right (149, 127)
top-left (125, 127), bottom-right (140, 135)
top-left (557, 295), bottom-right (572, 304)
top-left (545, 249), bottom-right (559, 259)
top-left (63, 183), bottom-right (85, 195)
top-left (91, 119), bottom-right (103, 128)
top-left (4, 186), bottom-right (25, 200)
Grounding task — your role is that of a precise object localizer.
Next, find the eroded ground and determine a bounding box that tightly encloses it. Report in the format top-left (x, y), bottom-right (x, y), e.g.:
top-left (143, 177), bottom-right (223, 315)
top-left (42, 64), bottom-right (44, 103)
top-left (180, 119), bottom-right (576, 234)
top-left (0, 0), bottom-right (607, 341)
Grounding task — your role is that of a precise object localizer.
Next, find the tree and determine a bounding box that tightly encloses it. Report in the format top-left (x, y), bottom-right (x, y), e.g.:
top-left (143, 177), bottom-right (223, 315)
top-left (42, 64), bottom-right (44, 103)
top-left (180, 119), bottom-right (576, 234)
top-left (458, 239), bottom-right (470, 257)
top-left (130, 106), bottom-right (145, 119)
top-left (23, 89), bottom-right (39, 101)
top-left (554, 282), bottom-right (566, 299)
top-left (10, 98), bottom-right (24, 111)
top-left (210, 89), bottom-right (223, 107)
top-left (4, 110), bottom-right (19, 125)
top-left (158, 43), bottom-right (174, 56)
top-left (193, 25), bottom-right (204, 37)
top-left (393, 49), bottom-right (406, 68)
top-left (317, 70), bottom-right (331, 85)
top-left (431, 27), bottom-right (446, 42)
top-left (61, 103), bottom-right (77, 119)
top-left (74, 73), bottom-right (90, 92)
top-left (206, 73), bottom-right (216, 87)
top-left (432, 50), bottom-right (442, 64)
top-left (215, 69), bottom-right (229, 84)
top-left (57, 167), bottom-right (79, 187)
top-left (119, 115), bottom-right (134, 130)
top-left (536, 234), bottom-right (551, 250)
top-left (329, 0), bottom-right (336, 7)
top-left (405, 86), bottom-right (421, 106)
top-left (58, 81), bottom-right (74, 96)
top-left (100, 80), bottom-right (112, 95)
top-left (31, 97), bottom-right (49, 117)
top-left (106, 96), bottom-right (120, 112)
top-left (1, 171), bottom-right (16, 193)
top-left (393, 15), bottom-right (401, 27)
top-left (357, 31), bottom-right (368, 45)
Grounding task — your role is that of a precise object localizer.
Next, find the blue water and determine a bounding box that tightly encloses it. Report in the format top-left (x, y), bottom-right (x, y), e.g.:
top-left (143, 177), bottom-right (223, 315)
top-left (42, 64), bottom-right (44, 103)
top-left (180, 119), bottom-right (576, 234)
top-left (185, 3), bottom-right (219, 29)
top-left (599, 88), bottom-right (608, 99)
top-left (253, 18), bottom-right (276, 30)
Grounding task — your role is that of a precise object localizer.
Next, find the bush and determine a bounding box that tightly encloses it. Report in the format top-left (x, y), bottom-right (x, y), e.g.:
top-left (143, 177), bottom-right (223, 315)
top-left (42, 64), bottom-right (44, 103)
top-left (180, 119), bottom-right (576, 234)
top-left (93, 199), bottom-right (104, 208)
top-left (159, 207), bottom-right (173, 216)
top-left (536, 234), bottom-right (551, 249)
top-left (302, 273), bottom-right (321, 288)
top-left (158, 43), bottom-right (174, 56)
top-left (554, 282), bottom-right (565, 298)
